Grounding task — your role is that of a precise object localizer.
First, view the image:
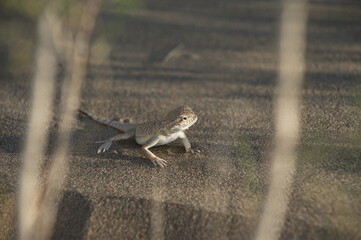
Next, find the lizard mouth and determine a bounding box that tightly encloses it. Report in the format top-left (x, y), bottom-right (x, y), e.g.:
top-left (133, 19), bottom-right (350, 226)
top-left (185, 116), bottom-right (198, 130)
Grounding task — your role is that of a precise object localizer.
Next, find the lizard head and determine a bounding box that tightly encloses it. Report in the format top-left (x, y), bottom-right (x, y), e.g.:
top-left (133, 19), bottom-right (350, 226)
top-left (165, 106), bottom-right (198, 132)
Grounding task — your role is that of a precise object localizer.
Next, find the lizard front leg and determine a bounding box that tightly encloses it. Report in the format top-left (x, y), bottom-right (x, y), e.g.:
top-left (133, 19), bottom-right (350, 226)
top-left (141, 136), bottom-right (167, 168)
top-left (179, 131), bottom-right (200, 153)
top-left (97, 131), bottom-right (134, 153)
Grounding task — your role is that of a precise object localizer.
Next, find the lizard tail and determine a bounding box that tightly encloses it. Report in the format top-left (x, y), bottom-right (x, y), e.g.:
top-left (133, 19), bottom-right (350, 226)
top-left (78, 109), bottom-right (134, 132)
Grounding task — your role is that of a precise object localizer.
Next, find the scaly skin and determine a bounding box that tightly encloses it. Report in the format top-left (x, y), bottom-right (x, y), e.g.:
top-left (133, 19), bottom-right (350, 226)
top-left (79, 106), bottom-right (198, 167)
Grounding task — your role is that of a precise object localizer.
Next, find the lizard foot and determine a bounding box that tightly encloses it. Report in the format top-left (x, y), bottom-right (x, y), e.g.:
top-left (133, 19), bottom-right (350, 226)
top-left (97, 141), bottom-right (112, 153)
top-left (186, 148), bottom-right (201, 154)
top-left (149, 157), bottom-right (167, 168)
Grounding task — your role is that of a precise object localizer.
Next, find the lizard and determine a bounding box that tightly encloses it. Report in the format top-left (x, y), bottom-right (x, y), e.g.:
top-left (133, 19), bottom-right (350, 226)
top-left (78, 106), bottom-right (198, 167)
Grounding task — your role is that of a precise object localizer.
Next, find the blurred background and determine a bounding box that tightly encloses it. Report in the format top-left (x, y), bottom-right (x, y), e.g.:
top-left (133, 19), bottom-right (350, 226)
top-left (0, 0), bottom-right (360, 239)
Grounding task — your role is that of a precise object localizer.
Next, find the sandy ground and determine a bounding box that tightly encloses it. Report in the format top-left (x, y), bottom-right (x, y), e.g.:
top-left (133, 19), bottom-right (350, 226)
top-left (0, 0), bottom-right (361, 239)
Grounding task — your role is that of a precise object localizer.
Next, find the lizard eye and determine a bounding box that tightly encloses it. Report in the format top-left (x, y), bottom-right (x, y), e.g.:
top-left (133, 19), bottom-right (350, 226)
top-left (182, 117), bottom-right (187, 120)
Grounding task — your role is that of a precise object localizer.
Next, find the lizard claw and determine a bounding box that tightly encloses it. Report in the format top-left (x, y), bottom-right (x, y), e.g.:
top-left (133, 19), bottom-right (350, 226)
top-left (186, 148), bottom-right (201, 154)
top-left (150, 157), bottom-right (167, 168)
top-left (97, 141), bottom-right (112, 153)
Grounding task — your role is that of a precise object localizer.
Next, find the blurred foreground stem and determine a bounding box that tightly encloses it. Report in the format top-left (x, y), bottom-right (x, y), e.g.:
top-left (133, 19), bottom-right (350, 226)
top-left (255, 0), bottom-right (308, 240)
top-left (19, 1), bottom-right (102, 240)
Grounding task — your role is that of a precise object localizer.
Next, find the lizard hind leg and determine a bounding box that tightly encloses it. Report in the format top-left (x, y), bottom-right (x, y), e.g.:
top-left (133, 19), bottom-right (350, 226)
top-left (97, 131), bottom-right (134, 153)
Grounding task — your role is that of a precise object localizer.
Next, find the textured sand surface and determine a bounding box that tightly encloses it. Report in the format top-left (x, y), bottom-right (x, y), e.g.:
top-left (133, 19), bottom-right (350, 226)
top-left (0, 0), bottom-right (360, 239)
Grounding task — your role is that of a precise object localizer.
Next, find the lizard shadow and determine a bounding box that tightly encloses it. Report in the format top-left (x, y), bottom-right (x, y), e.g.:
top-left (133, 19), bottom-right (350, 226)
top-left (0, 128), bottom-right (150, 169)
top-left (0, 129), bottom-right (193, 169)
top-left (72, 133), bottom-right (191, 169)
top-left (70, 129), bottom-right (148, 168)
top-left (0, 116), bottom-right (270, 171)
top-left (73, 115), bottom-right (208, 168)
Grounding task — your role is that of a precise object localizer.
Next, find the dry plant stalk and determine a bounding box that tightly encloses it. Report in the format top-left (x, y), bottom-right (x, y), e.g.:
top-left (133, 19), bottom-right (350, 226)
top-left (18, 9), bottom-right (57, 240)
top-left (37, 1), bottom-right (102, 239)
top-left (255, 0), bottom-right (308, 240)
top-left (18, 1), bottom-right (102, 240)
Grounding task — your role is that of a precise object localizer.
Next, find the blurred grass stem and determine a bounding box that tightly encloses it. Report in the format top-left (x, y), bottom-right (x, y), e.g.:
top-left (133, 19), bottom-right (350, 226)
top-left (18, 8), bottom-right (57, 240)
top-left (38, 1), bottom-right (101, 239)
top-left (18, 1), bottom-right (102, 239)
top-left (255, 0), bottom-right (308, 240)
